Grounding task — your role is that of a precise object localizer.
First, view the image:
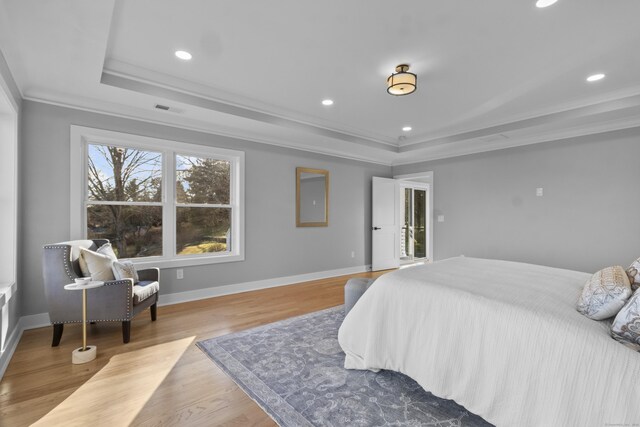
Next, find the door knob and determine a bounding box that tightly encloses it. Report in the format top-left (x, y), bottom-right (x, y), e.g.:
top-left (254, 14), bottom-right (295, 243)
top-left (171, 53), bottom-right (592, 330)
top-left (372, 227), bottom-right (381, 230)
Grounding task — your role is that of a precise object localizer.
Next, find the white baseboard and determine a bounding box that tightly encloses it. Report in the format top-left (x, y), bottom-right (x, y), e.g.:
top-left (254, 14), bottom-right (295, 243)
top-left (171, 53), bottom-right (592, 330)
top-left (0, 313), bottom-right (52, 379)
top-left (0, 320), bottom-right (23, 379)
top-left (20, 312), bottom-right (51, 330)
top-left (0, 264), bottom-right (371, 380)
top-left (159, 264), bottom-right (371, 306)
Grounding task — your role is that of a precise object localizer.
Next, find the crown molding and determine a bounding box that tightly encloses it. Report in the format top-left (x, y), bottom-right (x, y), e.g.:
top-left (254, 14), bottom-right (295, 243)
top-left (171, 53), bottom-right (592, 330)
top-left (101, 62), bottom-right (398, 151)
top-left (23, 93), bottom-right (394, 166)
top-left (23, 90), bottom-right (640, 169)
top-left (392, 115), bottom-right (640, 166)
top-left (103, 59), bottom-right (399, 147)
top-left (23, 80), bottom-right (640, 169)
top-left (399, 93), bottom-right (640, 152)
top-left (398, 85), bottom-right (640, 148)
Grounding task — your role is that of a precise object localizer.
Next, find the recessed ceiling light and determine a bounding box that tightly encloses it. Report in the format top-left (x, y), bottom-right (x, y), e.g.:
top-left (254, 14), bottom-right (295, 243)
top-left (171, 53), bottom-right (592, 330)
top-left (175, 50), bottom-right (192, 61)
top-left (586, 73), bottom-right (605, 82)
top-left (322, 99), bottom-right (334, 106)
top-left (402, 126), bottom-right (412, 132)
top-left (535, 0), bottom-right (558, 8)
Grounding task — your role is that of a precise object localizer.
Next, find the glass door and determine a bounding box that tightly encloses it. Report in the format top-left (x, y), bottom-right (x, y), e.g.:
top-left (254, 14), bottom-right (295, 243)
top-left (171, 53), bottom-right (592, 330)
top-left (400, 185), bottom-right (429, 262)
top-left (413, 189), bottom-right (427, 259)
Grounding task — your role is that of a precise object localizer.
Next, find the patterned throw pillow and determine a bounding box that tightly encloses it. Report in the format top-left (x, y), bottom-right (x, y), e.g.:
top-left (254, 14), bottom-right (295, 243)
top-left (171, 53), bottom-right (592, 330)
top-left (577, 266), bottom-right (632, 320)
top-left (79, 243), bottom-right (118, 277)
top-left (79, 247), bottom-right (117, 281)
top-left (611, 290), bottom-right (640, 351)
top-left (112, 260), bottom-right (140, 283)
top-left (626, 257), bottom-right (640, 292)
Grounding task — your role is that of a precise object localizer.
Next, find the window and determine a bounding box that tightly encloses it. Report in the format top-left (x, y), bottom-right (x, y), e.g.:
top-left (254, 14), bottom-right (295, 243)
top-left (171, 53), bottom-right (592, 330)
top-left (175, 155), bottom-right (232, 255)
top-left (71, 126), bottom-right (244, 268)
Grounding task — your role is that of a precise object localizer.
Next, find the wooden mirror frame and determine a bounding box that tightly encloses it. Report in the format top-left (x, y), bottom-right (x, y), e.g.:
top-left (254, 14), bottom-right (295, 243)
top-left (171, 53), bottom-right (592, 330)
top-left (296, 167), bottom-right (329, 227)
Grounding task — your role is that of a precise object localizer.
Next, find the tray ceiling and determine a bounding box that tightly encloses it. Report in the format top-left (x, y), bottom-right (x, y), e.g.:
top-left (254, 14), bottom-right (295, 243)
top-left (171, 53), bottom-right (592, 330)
top-left (1, 0), bottom-right (639, 165)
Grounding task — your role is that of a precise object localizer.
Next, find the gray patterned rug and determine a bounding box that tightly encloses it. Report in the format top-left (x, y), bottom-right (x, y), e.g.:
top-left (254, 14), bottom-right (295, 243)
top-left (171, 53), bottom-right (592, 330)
top-left (197, 306), bottom-right (492, 427)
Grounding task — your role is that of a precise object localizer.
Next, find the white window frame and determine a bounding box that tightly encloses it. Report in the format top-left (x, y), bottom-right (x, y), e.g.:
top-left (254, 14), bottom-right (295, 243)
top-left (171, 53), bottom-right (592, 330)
top-left (70, 126), bottom-right (245, 268)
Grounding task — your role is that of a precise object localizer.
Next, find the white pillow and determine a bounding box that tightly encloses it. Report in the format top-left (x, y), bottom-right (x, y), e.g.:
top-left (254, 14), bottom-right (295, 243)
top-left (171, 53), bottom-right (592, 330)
top-left (626, 257), bottom-right (640, 292)
top-left (112, 260), bottom-right (139, 283)
top-left (79, 243), bottom-right (117, 277)
top-left (79, 246), bottom-right (117, 281)
top-left (611, 289), bottom-right (640, 351)
top-left (577, 266), bottom-right (632, 320)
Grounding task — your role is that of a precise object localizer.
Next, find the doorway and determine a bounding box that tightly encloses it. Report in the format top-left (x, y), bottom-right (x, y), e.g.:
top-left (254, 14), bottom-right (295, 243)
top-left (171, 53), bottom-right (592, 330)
top-left (400, 183), bottom-right (429, 263)
top-left (395, 171), bottom-right (433, 265)
top-left (371, 172), bottom-right (433, 271)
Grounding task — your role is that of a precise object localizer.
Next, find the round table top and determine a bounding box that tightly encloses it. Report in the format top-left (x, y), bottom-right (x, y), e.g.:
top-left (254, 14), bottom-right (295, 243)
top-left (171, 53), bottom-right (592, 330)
top-left (64, 281), bottom-right (105, 291)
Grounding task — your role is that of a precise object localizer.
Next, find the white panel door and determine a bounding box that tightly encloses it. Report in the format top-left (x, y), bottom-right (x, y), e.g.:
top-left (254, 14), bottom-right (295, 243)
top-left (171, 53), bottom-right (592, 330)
top-left (372, 177), bottom-right (399, 271)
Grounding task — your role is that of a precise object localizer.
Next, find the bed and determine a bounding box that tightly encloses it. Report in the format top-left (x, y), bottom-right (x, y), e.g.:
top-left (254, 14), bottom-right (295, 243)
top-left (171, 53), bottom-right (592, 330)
top-left (338, 257), bottom-right (640, 427)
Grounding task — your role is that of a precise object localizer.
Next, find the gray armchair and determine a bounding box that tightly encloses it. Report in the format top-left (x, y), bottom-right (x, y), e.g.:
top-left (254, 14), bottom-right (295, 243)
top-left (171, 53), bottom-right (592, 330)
top-left (42, 239), bottom-right (159, 346)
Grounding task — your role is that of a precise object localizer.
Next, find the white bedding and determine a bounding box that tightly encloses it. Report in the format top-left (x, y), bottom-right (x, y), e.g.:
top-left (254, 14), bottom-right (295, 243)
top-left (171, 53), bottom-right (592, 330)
top-left (338, 257), bottom-right (640, 427)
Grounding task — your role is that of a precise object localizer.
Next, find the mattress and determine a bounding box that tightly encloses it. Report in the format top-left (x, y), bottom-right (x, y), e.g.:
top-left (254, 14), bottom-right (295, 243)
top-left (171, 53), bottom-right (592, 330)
top-left (338, 257), bottom-right (640, 427)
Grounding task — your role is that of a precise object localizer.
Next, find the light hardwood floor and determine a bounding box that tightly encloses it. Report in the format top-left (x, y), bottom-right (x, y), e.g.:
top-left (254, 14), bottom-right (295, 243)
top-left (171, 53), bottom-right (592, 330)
top-left (0, 270), bottom-right (387, 426)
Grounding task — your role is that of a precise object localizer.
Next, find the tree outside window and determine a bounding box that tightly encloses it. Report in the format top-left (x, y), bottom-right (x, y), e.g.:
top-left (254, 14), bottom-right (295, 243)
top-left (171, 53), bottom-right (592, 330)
top-left (87, 144), bottom-right (163, 258)
top-left (175, 155), bottom-right (232, 255)
top-left (86, 146), bottom-right (234, 259)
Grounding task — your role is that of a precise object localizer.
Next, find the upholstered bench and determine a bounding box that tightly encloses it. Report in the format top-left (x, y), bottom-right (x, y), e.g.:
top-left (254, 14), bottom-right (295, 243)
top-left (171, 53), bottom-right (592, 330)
top-left (344, 277), bottom-right (376, 315)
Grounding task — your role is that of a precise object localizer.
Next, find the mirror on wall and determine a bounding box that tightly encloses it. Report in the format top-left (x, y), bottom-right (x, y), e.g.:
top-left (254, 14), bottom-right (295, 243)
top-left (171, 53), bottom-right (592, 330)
top-left (296, 167), bottom-right (329, 227)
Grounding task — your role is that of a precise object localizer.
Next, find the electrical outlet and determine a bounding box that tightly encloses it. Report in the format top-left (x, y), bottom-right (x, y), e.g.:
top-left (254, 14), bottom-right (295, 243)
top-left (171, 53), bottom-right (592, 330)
top-left (536, 188), bottom-right (544, 197)
top-left (176, 269), bottom-right (184, 279)
top-left (437, 215), bottom-right (445, 222)
top-left (351, 251), bottom-right (355, 258)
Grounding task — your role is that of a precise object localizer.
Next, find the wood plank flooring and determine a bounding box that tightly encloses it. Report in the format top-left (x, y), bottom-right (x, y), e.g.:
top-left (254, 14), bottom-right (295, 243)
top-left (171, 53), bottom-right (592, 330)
top-left (0, 270), bottom-right (387, 426)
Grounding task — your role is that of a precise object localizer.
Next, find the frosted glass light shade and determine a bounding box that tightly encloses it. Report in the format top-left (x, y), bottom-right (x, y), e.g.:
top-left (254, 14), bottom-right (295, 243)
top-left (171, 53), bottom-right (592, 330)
top-left (387, 64), bottom-right (417, 96)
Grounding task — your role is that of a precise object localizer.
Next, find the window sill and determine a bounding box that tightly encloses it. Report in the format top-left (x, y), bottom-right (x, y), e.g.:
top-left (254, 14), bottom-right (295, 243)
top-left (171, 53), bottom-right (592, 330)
top-left (0, 281), bottom-right (17, 307)
top-left (129, 253), bottom-right (244, 270)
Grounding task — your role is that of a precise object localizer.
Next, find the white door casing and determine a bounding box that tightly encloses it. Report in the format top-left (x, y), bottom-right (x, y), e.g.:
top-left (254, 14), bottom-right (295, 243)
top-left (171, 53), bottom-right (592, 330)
top-left (371, 177), bottom-right (400, 271)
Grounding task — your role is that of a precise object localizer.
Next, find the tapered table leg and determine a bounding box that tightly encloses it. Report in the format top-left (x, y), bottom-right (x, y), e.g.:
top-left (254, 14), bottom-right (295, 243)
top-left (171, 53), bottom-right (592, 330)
top-left (82, 288), bottom-right (87, 351)
top-left (64, 281), bottom-right (103, 364)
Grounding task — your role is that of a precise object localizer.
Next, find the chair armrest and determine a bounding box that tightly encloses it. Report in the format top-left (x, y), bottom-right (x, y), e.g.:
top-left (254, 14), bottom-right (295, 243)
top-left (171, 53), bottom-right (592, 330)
top-left (137, 267), bottom-right (159, 282)
top-left (85, 279), bottom-right (135, 321)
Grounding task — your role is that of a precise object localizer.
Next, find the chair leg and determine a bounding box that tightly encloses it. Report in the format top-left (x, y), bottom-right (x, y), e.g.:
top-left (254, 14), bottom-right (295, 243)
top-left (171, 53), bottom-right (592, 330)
top-left (51, 324), bottom-right (64, 347)
top-left (150, 302), bottom-right (157, 321)
top-left (122, 321), bottom-right (131, 343)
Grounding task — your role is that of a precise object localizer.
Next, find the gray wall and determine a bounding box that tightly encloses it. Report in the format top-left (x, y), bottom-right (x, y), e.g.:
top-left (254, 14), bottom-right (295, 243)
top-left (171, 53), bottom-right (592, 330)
top-left (393, 128), bottom-right (640, 273)
top-left (20, 100), bottom-right (391, 316)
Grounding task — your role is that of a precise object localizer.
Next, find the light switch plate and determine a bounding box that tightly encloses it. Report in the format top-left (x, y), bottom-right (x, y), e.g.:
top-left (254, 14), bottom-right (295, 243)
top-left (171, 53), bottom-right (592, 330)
top-left (536, 188), bottom-right (544, 197)
top-left (437, 215), bottom-right (445, 222)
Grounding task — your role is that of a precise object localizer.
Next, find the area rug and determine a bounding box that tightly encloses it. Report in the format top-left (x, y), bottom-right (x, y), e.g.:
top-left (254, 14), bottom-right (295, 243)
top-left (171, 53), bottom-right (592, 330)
top-left (196, 306), bottom-right (492, 427)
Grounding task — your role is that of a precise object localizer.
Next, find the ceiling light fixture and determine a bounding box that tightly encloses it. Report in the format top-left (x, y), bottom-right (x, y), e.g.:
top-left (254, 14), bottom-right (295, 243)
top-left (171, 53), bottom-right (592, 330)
top-left (586, 73), bottom-right (605, 82)
top-left (322, 99), bottom-right (334, 106)
top-left (535, 0), bottom-right (558, 8)
top-left (387, 64), bottom-right (417, 96)
top-left (175, 50), bottom-right (192, 61)
top-left (402, 126), bottom-right (412, 132)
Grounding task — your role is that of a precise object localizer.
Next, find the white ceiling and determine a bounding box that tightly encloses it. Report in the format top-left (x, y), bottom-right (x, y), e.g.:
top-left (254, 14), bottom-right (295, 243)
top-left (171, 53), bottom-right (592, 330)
top-left (1, 0), bottom-right (639, 165)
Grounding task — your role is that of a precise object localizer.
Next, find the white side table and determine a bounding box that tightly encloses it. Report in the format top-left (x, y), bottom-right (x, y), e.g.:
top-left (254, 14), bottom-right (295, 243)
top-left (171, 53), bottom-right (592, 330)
top-left (63, 281), bottom-right (105, 364)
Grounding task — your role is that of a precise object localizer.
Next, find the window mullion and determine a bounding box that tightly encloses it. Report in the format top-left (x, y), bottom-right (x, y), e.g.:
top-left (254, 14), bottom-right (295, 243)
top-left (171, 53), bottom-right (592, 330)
top-left (164, 150), bottom-right (176, 259)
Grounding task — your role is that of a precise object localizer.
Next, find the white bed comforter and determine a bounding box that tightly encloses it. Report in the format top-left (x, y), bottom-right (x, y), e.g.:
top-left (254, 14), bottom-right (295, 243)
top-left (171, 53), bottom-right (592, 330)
top-left (338, 257), bottom-right (640, 427)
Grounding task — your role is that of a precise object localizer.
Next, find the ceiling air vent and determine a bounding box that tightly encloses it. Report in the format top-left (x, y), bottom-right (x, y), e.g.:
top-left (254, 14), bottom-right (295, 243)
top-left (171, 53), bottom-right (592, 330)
top-left (155, 104), bottom-right (170, 111)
